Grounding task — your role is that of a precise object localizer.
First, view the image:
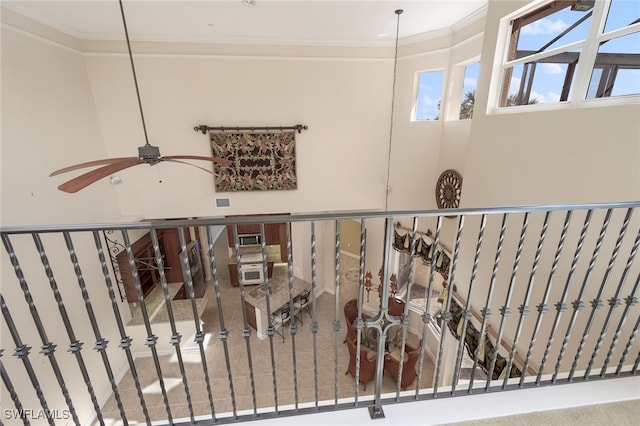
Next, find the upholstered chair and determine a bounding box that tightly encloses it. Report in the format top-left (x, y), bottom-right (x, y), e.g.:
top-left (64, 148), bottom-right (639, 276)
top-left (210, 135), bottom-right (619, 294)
top-left (384, 344), bottom-right (419, 390)
top-left (388, 297), bottom-right (405, 317)
top-left (343, 299), bottom-right (359, 343)
top-left (345, 337), bottom-right (378, 391)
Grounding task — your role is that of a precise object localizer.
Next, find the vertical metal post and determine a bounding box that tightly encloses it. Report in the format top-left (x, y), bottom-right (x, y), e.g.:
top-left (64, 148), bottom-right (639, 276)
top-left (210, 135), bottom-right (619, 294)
top-left (469, 214), bottom-right (508, 391)
top-left (232, 224), bottom-right (258, 415)
top-left (32, 233), bottom-right (104, 424)
top-left (333, 219), bottom-right (341, 407)
top-left (452, 214), bottom-right (487, 394)
top-left (0, 351), bottom-right (30, 426)
top-left (369, 217), bottom-right (395, 419)
top-left (537, 210), bottom-right (592, 384)
top-left (121, 229), bottom-right (173, 422)
top-left (569, 208), bottom-right (633, 380)
top-left (354, 219), bottom-right (367, 406)
top-left (205, 225), bottom-right (238, 418)
top-left (285, 222), bottom-right (300, 411)
top-left (393, 216), bottom-right (418, 400)
top-left (616, 310), bottom-right (640, 375)
top-left (503, 211), bottom-right (551, 388)
top-left (602, 273), bottom-right (640, 376)
top-left (585, 229), bottom-right (640, 377)
top-left (1, 234), bottom-right (80, 425)
top-left (260, 223), bottom-right (280, 413)
top-left (92, 231), bottom-right (150, 423)
top-left (486, 213), bottom-right (528, 390)
top-left (63, 232), bottom-right (128, 424)
top-left (416, 215), bottom-right (443, 397)
top-left (310, 221), bottom-right (320, 408)
top-left (0, 295), bottom-right (56, 426)
top-left (153, 228), bottom-right (194, 422)
top-left (552, 209), bottom-right (612, 383)
top-left (433, 214), bottom-right (465, 396)
top-left (520, 210), bottom-right (572, 386)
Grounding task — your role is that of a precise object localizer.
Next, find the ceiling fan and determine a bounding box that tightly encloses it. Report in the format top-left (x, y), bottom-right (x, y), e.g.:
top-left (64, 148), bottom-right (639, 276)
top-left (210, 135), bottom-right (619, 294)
top-left (50, 0), bottom-right (231, 193)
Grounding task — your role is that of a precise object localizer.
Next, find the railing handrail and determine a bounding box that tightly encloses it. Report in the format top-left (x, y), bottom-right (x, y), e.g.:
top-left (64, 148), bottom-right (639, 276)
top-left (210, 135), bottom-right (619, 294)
top-left (2, 200), bottom-right (639, 234)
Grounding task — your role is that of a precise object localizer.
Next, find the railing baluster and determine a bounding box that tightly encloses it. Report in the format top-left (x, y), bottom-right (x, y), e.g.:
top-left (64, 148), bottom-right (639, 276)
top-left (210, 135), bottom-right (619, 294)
top-left (310, 221), bottom-right (320, 408)
top-left (434, 214), bottom-right (465, 396)
top-left (394, 216), bottom-right (418, 399)
top-left (92, 230), bottom-right (151, 424)
top-left (470, 214), bottom-right (508, 391)
top-left (569, 208), bottom-right (633, 380)
top-left (552, 209), bottom-right (613, 383)
top-left (537, 210), bottom-right (592, 384)
top-left (0, 350), bottom-right (30, 426)
top-left (205, 225), bottom-right (237, 418)
top-left (63, 232), bottom-right (128, 424)
top-left (616, 309), bottom-right (640, 376)
top-left (0, 295), bottom-right (54, 426)
top-left (260, 223), bottom-right (280, 413)
top-left (1, 234), bottom-right (80, 425)
top-left (121, 229), bottom-right (173, 422)
top-left (585, 229), bottom-right (640, 377)
top-left (503, 211), bottom-right (551, 388)
top-left (520, 210), bottom-right (572, 386)
top-left (452, 214), bottom-right (487, 394)
top-left (152, 228), bottom-right (194, 422)
top-left (486, 213), bottom-right (529, 390)
top-left (333, 219), bottom-right (341, 407)
top-left (354, 218), bottom-right (367, 406)
top-left (232, 224), bottom-right (258, 415)
top-left (285, 222), bottom-right (300, 411)
top-left (417, 215), bottom-right (443, 397)
top-left (429, 216), bottom-right (444, 396)
top-left (602, 273), bottom-right (640, 376)
top-left (32, 232), bottom-right (106, 423)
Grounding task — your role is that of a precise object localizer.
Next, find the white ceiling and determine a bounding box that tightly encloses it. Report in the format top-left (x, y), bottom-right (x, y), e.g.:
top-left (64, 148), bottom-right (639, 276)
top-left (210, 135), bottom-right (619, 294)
top-left (3, 0), bottom-right (488, 46)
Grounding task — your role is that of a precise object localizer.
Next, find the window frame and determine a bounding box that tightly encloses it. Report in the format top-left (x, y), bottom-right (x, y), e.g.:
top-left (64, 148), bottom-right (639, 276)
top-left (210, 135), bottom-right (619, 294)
top-left (489, 0), bottom-right (640, 114)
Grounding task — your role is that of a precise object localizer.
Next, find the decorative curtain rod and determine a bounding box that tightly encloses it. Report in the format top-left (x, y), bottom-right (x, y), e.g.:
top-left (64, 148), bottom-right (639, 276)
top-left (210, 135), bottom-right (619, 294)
top-left (194, 124), bottom-right (308, 134)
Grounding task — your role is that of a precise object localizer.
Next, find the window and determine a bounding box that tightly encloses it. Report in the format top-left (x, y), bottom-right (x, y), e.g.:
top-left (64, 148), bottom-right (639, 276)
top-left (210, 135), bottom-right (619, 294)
top-left (498, 0), bottom-right (639, 108)
top-left (414, 70), bottom-right (444, 120)
top-left (460, 62), bottom-right (480, 119)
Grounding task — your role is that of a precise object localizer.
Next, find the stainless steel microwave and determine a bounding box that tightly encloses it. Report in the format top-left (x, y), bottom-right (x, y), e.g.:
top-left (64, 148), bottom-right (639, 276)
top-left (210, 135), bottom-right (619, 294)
top-left (238, 233), bottom-right (262, 247)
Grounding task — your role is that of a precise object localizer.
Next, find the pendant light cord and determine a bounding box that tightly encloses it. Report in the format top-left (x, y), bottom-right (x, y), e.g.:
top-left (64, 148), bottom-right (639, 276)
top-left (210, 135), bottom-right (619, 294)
top-left (119, 0), bottom-right (150, 147)
top-left (384, 9), bottom-right (403, 211)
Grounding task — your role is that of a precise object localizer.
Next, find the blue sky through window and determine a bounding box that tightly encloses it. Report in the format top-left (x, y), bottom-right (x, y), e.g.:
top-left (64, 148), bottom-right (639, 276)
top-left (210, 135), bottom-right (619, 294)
top-left (507, 0), bottom-right (639, 104)
top-left (415, 70), bottom-right (443, 120)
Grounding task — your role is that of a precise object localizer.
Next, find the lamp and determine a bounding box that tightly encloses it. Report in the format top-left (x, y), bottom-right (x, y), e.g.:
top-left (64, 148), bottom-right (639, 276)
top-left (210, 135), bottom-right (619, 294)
top-left (364, 268), bottom-right (398, 302)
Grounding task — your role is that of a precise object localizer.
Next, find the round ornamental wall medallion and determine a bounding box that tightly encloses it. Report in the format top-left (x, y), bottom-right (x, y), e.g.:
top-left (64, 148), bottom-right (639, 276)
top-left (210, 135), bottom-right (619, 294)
top-left (436, 169), bottom-right (463, 210)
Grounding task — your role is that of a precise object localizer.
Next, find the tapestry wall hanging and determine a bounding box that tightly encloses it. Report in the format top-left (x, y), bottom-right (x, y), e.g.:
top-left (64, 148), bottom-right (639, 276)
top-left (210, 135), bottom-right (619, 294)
top-left (209, 131), bottom-right (297, 192)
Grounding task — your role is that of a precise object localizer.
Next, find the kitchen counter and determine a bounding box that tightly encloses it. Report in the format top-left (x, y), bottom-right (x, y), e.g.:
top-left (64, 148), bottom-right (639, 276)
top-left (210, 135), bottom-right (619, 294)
top-left (228, 245), bottom-right (283, 264)
top-left (244, 264), bottom-right (312, 339)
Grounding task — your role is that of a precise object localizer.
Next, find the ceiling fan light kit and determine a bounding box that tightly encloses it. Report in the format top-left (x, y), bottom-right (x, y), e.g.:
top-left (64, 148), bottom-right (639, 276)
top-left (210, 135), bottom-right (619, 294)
top-left (49, 0), bottom-right (231, 193)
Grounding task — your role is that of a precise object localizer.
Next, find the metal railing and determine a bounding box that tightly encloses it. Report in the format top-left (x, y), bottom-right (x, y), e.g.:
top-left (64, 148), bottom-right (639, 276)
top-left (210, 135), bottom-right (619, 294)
top-left (1, 202), bottom-right (639, 425)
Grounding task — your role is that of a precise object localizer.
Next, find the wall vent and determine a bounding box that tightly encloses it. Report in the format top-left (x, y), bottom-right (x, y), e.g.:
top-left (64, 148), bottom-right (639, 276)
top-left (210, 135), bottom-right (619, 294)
top-left (215, 198), bottom-right (230, 208)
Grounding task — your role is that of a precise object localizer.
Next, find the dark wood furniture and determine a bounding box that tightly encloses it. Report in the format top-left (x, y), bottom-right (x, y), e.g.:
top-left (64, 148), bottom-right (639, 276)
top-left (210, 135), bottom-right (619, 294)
top-left (346, 337), bottom-right (378, 391)
top-left (116, 229), bottom-right (188, 302)
top-left (384, 343), bottom-right (420, 390)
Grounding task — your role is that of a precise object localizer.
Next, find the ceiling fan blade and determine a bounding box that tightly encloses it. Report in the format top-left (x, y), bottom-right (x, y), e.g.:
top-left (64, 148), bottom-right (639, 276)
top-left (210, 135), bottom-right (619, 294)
top-left (163, 159), bottom-right (214, 175)
top-left (162, 155), bottom-right (232, 167)
top-left (49, 157), bottom-right (138, 176)
top-left (57, 158), bottom-right (143, 193)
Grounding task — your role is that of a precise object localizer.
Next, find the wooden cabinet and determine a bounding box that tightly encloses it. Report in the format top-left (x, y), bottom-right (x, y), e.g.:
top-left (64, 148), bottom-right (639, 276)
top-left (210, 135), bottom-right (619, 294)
top-left (245, 301), bottom-right (257, 330)
top-left (116, 229), bottom-right (186, 302)
top-left (225, 214), bottom-right (289, 257)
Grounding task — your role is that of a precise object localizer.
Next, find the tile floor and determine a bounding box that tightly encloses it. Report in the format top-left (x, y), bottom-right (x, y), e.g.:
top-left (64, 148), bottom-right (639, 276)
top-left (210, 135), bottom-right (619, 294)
top-left (98, 253), bottom-right (436, 424)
